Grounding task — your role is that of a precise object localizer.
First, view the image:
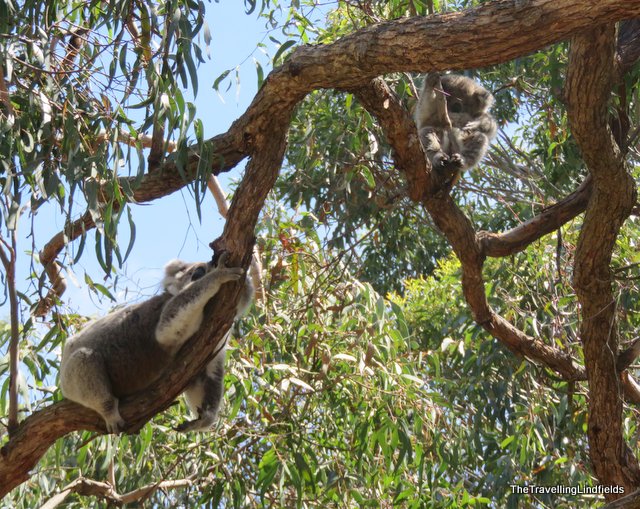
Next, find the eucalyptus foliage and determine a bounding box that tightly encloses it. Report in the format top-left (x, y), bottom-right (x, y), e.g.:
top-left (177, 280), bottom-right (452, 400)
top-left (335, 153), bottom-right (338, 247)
top-left (2, 0), bottom-right (640, 508)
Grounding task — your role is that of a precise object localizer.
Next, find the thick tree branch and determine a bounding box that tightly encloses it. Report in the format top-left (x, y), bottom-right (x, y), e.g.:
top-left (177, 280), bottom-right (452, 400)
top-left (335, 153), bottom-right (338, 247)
top-left (350, 79), bottom-right (432, 200)
top-left (566, 24), bottom-right (640, 496)
top-left (618, 338), bottom-right (640, 372)
top-left (424, 193), bottom-right (586, 379)
top-left (207, 175), bottom-right (265, 302)
top-left (479, 176), bottom-right (592, 257)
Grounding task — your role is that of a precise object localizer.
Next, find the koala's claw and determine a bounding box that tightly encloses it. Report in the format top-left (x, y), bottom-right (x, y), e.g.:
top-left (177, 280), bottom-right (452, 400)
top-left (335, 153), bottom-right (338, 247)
top-left (446, 153), bottom-right (464, 171)
top-left (432, 152), bottom-right (449, 171)
top-left (217, 267), bottom-right (244, 284)
top-left (216, 251), bottom-right (230, 268)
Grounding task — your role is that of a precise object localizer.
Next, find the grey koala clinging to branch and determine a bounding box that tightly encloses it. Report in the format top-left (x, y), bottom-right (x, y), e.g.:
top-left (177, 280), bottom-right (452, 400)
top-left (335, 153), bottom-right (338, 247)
top-left (414, 73), bottom-right (497, 186)
top-left (59, 253), bottom-right (254, 433)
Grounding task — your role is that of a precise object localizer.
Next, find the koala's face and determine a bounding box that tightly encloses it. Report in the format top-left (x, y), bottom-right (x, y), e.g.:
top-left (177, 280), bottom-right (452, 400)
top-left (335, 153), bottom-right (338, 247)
top-left (441, 75), bottom-right (494, 125)
top-left (162, 260), bottom-right (211, 295)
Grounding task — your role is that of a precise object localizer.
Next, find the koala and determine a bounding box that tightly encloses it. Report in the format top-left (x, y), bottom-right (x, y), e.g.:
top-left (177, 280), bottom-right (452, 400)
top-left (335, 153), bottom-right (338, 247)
top-left (59, 253), bottom-right (254, 433)
top-left (414, 73), bottom-right (497, 185)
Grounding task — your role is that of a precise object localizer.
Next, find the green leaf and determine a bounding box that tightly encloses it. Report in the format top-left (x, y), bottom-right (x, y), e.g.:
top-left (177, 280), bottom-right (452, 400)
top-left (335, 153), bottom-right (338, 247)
top-left (213, 69), bottom-right (231, 90)
top-left (500, 435), bottom-right (515, 449)
top-left (273, 40), bottom-right (296, 65)
top-left (245, 0), bottom-right (257, 14)
top-left (123, 206), bottom-right (136, 262)
top-left (184, 51), bottom-right (198, 96)
top-left (254, 58), bottom-right (264, 89)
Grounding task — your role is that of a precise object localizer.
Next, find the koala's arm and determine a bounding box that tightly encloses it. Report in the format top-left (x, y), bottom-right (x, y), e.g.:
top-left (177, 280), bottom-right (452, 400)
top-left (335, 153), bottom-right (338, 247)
top-left (155, 265), bottom-right (243, 350)
top-left (414, 73), bottom-right (451, 131)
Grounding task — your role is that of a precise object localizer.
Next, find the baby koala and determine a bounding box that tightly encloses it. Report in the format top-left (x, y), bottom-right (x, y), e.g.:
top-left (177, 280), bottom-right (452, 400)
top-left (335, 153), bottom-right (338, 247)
top-left (59, 253), bottom-right (253, 433)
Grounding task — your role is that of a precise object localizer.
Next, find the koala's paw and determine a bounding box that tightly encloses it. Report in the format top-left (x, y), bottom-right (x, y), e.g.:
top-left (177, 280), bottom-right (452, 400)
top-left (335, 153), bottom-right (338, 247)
top-left (432, 152), bottom-right (449, 171)
top-left (105, 415), bottom-right (126, 434)
top-left (216, 267), bottom-right (244, 284)
top-left (216, 251), bottom-right (230, 268)
top-left (445, 154), bottom-right (465, 171)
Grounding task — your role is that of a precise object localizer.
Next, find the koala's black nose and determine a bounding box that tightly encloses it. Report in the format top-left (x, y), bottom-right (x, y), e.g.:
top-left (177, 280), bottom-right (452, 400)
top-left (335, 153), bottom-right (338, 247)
top-left (191, 266), bottom-right (207, 281)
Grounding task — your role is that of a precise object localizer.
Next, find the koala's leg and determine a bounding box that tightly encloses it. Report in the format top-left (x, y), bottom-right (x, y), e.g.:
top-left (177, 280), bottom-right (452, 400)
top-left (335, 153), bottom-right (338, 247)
top-left (176, 344), bottom-right (227, 432)
top-left (156, 266), bottom-right (243, 350)
top-left (419, 128), bottom-right (464, 190)
top-left (419, 128), bottom-right (450, 172)
top-left (60, 347), bottom-right (125, 433)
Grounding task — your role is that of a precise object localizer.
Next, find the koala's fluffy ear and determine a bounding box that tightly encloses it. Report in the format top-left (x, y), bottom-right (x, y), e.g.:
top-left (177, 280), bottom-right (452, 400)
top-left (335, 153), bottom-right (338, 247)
top-left (162, 259), bottom-right (190, 295)
top-left (164, 259), bottom-right (189, 276)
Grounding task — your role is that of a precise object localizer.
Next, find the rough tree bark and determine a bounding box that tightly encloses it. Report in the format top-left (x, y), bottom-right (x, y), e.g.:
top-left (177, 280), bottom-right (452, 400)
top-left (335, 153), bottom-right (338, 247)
top-left (566, 25), bottom-right (640, 493)
top-left (2, 0), bottom-right (640, 500)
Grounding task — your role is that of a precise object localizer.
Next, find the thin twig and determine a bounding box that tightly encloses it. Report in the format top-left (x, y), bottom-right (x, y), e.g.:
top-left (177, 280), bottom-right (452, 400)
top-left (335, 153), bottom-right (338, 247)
top-left (0, 223), bottom-right (20, 434)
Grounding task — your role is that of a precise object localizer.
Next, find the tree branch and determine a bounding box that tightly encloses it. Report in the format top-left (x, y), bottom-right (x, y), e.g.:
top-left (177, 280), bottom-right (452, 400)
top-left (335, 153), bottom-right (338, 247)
top-left (618, 19), bottom-right (640, 74)
top-left (479, 176), bottom-right (592, 257)
top-left (566, 23), bottom-right (640, 496)
top-left (0, 62), bottom-right (14, 117)
top-left (207, 175), bottom-right (265, 302)
top-left (603, 487), bottom-right (640, 509)
top-left (40, 476), bottom-right (194, 509)
top-left (0, 227), bottom-right (20, 434)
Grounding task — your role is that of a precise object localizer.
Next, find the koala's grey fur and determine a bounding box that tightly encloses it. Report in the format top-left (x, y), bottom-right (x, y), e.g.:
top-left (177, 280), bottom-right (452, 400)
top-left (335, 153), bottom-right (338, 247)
top-left (177, 273), bottom-right (253, 433)
top-left (414, 73), bottom-right (497, 182)
top-left (59, 254), bottom-right (253, 433)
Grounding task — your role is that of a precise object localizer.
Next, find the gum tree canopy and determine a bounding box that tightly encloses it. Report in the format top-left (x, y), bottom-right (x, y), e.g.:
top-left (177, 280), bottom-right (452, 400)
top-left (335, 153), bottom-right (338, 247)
top-left (2, 0), bottom-right (640, 507)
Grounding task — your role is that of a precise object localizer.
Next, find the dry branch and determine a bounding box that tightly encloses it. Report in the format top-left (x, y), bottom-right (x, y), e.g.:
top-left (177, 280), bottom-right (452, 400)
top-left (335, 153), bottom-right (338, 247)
top-left (40, 476), bottom-right (193, 508)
